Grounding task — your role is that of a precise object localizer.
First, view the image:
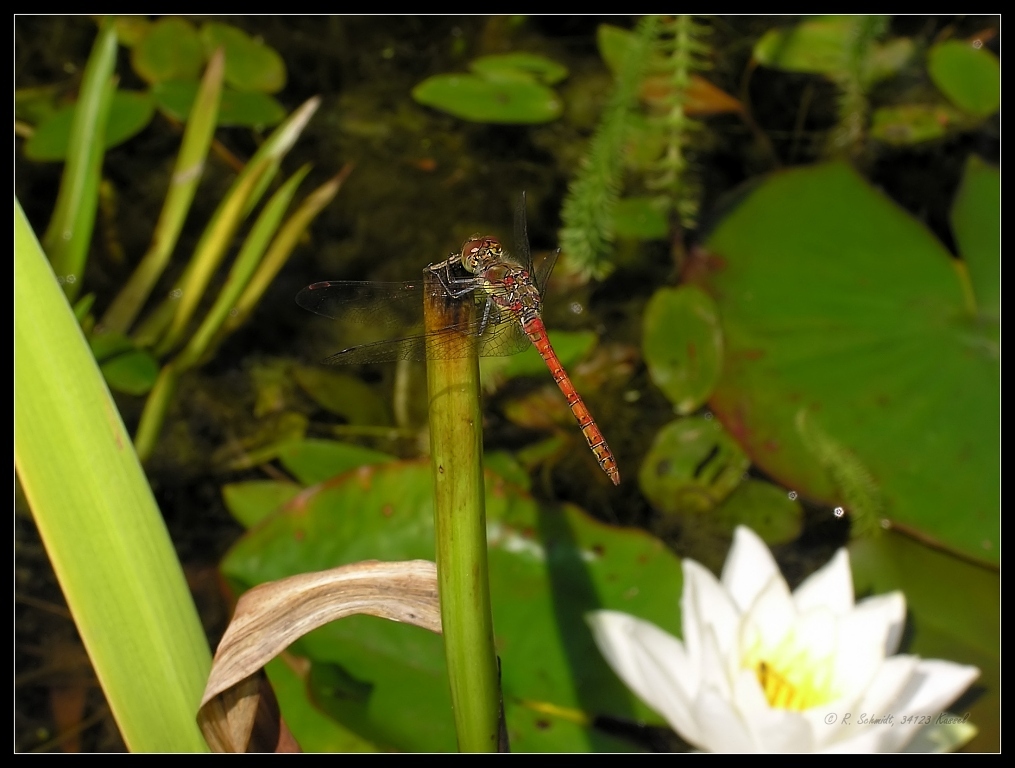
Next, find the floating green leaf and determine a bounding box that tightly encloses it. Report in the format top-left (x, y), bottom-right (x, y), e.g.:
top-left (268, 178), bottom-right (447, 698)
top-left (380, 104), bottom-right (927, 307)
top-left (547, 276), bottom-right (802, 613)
top-left (643, 286), bottom-right (723, 414)
top-left (153, 80), bottom-right (285, 127)
top-left (950, 156), bottom-right (999, 318)
top-left (132, 17), bottom-right (204, 84)
top-left (696, 162), bottom-right (998, 565)
top-left (200, 21), bottom-right (287, 94)
top-left (469, 52), bottom-right (568, 85)
top-left (265, 656), bottom-right (380, 752)
top-left (753, 16), bottom-right (856, 75)
top-left (413, 74), bottom-right (562, 124)
top-left (870, 103), bottom-right (966, 146)
top-left (928, 40), bottom-right (1000, 118)
top-left (221, 461), bottom-right (683, 752)
top-left (597, 23), bottom-right (637, 77)
top-left (713, 478), bottom-right (803, 545)
top-left (100, 349), bottom-right (160, 396)
top-left (638, 417), bottom-right (750, 516)
top-left (222, 479), bottom-right (303, 528)
top-left (25, 90), bottom-right (156, 161)
top-left (277, 439), bottom-right (395, 485)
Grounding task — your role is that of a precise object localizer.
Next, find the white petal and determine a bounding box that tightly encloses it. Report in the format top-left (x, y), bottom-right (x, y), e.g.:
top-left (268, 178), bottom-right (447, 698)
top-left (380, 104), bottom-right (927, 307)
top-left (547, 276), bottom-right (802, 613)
top-left (682, 559), bottom-right (741, 663)
top-left (806, 655), bottom-right (919, 751)
top-left (794, 548), bottom-right (854, 615)
top-left (722, 526), bottom-right (782, 612)
top-left (852, 592), bottom-right (906, 655)
top-left (730, 667), bottom-right (817, 752)
top-left (586, 610), bottom-right (702, 745)
top-left (740, 569), bottom-right (796, 653)
top-left (694, 683), bottom-right (758, 752)
top-left (824, 596), bottom-right (905, 700)
top-left (875, 659), bottom-right (980, 752)
top-left (849, 654), bottom-right (920, 715)
top-left (699, 623), bottom-right (734, 699)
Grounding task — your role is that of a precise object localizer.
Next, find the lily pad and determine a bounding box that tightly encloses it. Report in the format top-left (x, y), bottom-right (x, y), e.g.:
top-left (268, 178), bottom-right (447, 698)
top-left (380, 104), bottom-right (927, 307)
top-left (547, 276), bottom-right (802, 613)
top-left (753, 16), bottom-right (859, 76)
top-left (223, 479), bottom-right (303, 528)
top-left (927, 40), bottom-right (1000, 118)
top-left (276, 439), bottom-right (395, 485)
top-left (712, 478), bottom-right (802, 545)
top-left (24, 90), bottom-right (155, 161)
top-left (469, 53), bottom-right (568, 85)
top-left (642, 285), bottom-right (723, 414)
top-left (89, 330), bottom-right (159, 396)
top-left (99, 349), bottom-right (159, 396)
top-left (638, 417), bottom-right (750, 516)
top-left (950, 157), bottom-right (999, 319)
top-left (221, 461), bottom-right (684, 751)
top-left (264, 656), bottom-right (379, 752)
top-left (870, 103), bottom-right (967, 146)
top-left (412, 74), bottom-right (562, 124)
top-left (693, 162), bottom-right (999, 565)
top-left (753, 16), bottom-right (907, 87)
top-left (200, 21), bottom-right (287, 94)
top-left (153, 80), bottom-right (285, 127)
top-left (131, 17), bottom-right (205, 84)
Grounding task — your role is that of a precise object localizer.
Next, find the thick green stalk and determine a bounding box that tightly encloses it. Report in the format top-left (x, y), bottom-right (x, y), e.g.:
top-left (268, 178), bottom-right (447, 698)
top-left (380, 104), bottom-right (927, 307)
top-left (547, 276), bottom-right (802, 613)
top-left (424, 272), bottom-right (501, 752)
top-left (16, 200), bottom-right (210, 751)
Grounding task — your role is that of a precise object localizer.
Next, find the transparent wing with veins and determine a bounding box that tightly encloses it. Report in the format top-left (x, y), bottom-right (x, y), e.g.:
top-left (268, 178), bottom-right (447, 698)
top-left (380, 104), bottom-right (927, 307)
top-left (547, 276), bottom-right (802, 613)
top-left (294, 275), bottom-right (531, 364)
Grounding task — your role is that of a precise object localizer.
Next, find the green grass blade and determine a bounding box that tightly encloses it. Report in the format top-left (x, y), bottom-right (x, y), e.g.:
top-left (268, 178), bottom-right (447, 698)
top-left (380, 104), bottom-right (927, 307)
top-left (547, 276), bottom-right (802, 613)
top-left (222, 163), bottom-right (351, 337)
top-left (42, 22), bottom-right (118, 300)
top-left (154, 96), bottom-right (321, 355)
top-left (15, 199), bottom-right (211, 752)
top-left (100, 48), bottom-right (226, 334)
top-left (423, 271), bottom-right (501, 752)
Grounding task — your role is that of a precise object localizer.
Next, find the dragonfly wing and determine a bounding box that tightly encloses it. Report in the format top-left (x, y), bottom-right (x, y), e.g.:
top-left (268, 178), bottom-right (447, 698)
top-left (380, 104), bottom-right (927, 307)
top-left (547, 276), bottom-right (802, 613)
top-left (514, 192), bottom-right (531, 270)
top-left (325, 320), bottom-right (527, 364)
top-left (511, 192), bottom-right (558, 294)
top-left (296, 281), bottom-right (426, 326)
top-left (323, 330), bottom-right (429, 364)
top-left (478, 317), bottom-right (531, 357)
top-left (532, 248), bottom-right (559, 295)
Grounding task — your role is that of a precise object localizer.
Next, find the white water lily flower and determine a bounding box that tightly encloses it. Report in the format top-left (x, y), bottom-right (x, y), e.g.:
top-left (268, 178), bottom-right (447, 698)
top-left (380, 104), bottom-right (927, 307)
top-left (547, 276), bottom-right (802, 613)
top-left (588, 526), bottom-right (979, 752)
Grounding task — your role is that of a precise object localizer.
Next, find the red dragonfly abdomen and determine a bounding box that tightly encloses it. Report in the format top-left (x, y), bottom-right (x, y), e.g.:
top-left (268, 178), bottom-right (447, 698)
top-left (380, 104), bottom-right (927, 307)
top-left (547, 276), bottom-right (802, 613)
top-left (522, 317), bottom-right (620, 485)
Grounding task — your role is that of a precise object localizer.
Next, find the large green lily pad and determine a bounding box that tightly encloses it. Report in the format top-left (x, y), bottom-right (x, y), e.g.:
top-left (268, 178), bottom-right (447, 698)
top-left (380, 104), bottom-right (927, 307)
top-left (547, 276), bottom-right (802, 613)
top-left (693, 162), bottom-right (998, 565)
top-left (221, 461), bottom-right (683, 751)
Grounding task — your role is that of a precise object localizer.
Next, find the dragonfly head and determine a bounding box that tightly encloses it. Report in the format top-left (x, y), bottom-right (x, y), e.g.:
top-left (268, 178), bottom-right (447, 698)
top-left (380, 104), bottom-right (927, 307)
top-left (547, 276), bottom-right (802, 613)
top-left (460, 237), bottom-right (504, 274)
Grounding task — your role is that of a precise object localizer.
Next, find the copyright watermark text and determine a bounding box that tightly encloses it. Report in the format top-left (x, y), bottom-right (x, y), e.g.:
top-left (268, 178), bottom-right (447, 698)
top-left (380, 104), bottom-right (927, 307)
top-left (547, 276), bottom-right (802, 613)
top-left (822, 711), bottom-right (971, 727)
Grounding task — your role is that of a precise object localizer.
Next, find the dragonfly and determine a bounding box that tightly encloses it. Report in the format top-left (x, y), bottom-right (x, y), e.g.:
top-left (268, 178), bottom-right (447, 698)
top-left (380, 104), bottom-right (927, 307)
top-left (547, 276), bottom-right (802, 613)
top-left (296, 198), bottom-right (620, 485)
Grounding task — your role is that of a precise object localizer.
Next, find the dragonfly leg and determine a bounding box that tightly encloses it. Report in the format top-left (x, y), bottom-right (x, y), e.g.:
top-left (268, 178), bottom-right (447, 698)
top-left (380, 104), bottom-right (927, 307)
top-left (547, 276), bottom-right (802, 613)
top-left (477, 296), bottom-right (492, 335)
top-left (428, 259), bottom-right (484, 299)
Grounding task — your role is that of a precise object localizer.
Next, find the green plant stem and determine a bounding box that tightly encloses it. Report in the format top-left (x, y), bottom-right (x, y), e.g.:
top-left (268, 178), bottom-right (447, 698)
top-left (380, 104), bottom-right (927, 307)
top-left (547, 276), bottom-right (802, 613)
top-left (134, 361), bottom-right (181, 463)
top-left (43, 21), bottom-right (118, 300)
top-left (100, 48), bottom-right (225, 335)
top-left (143, 96), bottom-right (321, 354)
top-left (423, 271), bottom-right (501, 752)
top-left (16, 199), bottom-right (210, 751)
top-left (177, 164), bottom-right (313, 370)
